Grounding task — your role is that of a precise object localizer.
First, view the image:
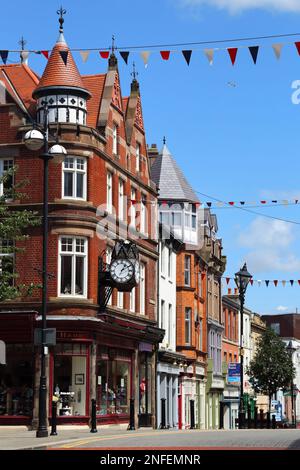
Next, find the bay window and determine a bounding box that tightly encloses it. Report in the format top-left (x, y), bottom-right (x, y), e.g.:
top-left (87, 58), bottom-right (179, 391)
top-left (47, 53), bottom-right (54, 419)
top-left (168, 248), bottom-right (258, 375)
top-left (59, 237), bottom-right (88, 297)
top-left (62, 157), bottom-right (86, 200)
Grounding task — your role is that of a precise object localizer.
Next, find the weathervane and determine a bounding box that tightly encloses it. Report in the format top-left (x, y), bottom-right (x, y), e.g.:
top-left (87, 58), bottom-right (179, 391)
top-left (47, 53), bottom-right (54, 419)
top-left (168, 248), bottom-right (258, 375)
top-left (111, 35), bottom-right (116, 53)
top-left (57, 6), bottom-right (67, 33)
top-left (18, 36), bottom-right (27, 51)
top-left (131, 62), bottom-right (139, 81)
top-left (163, 136), bottom-right (166, 145)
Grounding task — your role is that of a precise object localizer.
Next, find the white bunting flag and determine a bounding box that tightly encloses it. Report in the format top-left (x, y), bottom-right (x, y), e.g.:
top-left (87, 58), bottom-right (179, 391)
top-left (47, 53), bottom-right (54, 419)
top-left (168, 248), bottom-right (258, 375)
top-left (80, 51), bottom-right (90, 63)
top-left (140, 51), bottom-right (151, 68)
top-left (257, 280), bottom-right (262, 287)
top-left (204, 48), bottom-right (214, 65)
top-left (272, 43), bottom-right (283, 60)
top-left (282, 280), bottom-right (286, 287)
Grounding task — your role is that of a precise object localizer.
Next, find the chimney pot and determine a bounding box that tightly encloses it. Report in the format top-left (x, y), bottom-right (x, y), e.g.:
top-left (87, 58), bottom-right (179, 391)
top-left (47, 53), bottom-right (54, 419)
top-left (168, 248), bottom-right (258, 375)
top-left (228, 288), bottom-right (232, 295)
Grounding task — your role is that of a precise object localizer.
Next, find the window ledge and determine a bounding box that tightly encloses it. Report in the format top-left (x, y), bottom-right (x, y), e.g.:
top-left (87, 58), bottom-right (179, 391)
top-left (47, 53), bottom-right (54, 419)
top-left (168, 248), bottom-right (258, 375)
top-left (49, 297), bottom-right (94, 304)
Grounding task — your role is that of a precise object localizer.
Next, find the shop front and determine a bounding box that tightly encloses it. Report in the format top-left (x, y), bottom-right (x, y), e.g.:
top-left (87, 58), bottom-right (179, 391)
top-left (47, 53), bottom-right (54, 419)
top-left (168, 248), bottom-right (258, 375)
top-left (156, 352), bottom-right (181, 429)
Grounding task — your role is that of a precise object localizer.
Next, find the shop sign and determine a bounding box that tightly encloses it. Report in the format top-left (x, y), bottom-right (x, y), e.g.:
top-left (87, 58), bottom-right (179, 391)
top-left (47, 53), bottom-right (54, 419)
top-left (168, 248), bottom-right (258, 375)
top-left (228, 363), bottom-right (241, 383)
top-left (0, 340), bottom-right (5, 364)
top-left (34, 328), bottom-right (56, 346)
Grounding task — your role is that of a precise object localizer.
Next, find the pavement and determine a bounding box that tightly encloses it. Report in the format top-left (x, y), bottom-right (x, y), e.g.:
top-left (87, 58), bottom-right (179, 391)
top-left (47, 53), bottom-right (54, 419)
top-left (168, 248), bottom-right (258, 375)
top-left (1, 426), bottom-right (300, 450)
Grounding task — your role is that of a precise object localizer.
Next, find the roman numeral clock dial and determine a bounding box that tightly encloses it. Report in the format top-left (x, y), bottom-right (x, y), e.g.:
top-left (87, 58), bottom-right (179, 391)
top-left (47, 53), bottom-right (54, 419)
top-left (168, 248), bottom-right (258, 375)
top-left (109, 259), bottom-right (135, 284)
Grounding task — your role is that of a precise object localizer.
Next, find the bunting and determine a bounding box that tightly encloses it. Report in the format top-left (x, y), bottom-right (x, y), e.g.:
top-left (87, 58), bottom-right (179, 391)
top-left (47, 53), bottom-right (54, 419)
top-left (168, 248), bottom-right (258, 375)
top-left (119, 51), bottom-right (130, 64)
top-left (59, 50), bottom-right (68, 65)
top-left (222, 276), bottom-right (300, 287)
top-left (20, 50), bottom-right (30, 63)
top-left (249, 46), bottom-right (259, 64)
top-left (140, 51), bottom-right (150, 68)
top-left (160, 50), bottom-right (171, 60)
top-left (99, 51), bottom-right (110, 59)
top-left (200, 198), bottom-right (300, 208)
top-left (0, 50), bottom-right (8, 64)
top-left (228, 48), bottom-right (238, 65)
top-left (272, 43), bottom-right (283, 60)
top-left (204, 48), bottom-right (214, 65)
top-left (182, 50), bottom-right (192, 65)
top-left (41, 50), bottom-right (49, 59)
top-left (80, 50), bottom-right (90, 63)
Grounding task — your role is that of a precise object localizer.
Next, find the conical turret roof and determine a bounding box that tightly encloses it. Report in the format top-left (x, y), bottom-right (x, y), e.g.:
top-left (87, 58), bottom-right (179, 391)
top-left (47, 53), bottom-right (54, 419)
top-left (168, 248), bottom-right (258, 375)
top-left (33, 32), bottom-right (89, 98)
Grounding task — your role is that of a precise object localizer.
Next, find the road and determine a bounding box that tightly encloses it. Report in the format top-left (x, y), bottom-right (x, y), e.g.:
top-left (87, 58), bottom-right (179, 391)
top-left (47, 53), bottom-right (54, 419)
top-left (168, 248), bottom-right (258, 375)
top-left (49, 428), bottom-right (300, 450)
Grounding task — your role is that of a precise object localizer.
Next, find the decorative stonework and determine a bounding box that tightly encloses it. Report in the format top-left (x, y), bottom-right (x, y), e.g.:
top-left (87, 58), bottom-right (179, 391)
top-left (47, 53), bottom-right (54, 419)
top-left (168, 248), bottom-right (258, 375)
top-left (135, 96), bottom-right (144, 131)
top-left (112, 73), bottom-right (122, 110)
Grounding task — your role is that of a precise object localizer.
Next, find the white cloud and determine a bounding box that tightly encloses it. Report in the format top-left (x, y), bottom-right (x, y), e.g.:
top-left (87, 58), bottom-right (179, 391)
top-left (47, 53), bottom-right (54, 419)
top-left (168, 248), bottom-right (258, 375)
top-left (276, 305), bottom-right (289, 311)
top-left (238, 217), bottom-right (300, 272)
top-left (179, 0), bottom-right (300, 13)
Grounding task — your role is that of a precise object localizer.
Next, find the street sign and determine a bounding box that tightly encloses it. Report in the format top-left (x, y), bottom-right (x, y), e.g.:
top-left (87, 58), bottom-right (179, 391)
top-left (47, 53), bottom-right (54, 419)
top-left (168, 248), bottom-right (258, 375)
top-left (227, 362), bottom-right (241, 383)
top-left (34, 328), bottom-right (56, 346)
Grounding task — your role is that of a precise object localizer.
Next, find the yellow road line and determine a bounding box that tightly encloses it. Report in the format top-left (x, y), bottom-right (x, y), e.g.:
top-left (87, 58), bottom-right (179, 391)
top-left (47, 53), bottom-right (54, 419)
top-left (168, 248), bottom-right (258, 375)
top-left (55, 430), bottom-right (182, 449)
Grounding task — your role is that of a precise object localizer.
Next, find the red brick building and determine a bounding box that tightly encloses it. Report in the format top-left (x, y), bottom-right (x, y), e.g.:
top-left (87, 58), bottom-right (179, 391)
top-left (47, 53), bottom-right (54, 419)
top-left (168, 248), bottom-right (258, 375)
top-left (0, 21), bottom-right (162, 427)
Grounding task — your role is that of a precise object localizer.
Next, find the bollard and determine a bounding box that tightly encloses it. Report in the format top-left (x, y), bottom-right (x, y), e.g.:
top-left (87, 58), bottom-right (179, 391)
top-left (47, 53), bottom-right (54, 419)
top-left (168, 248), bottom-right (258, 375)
top-left (160, 398), bottom-right (167, 429)
top-left (128, 399), bottom-right (135, 431)
top-left (254, 407), bottom-right (258, 429)
top-left (190, 399), bottom-right (195, 430)
top-left (267, 411), bottom-right (271, 429)
top-left (260, 409), bottom-right (264, 429)
top-left (272, 414), bottom-right (276, 429)
top-left (90, 399), bottom-right (97, 433)
top-left (50, 400), bottom-right (58, 436)
top-left (247, 405), bottom-right (252, 429)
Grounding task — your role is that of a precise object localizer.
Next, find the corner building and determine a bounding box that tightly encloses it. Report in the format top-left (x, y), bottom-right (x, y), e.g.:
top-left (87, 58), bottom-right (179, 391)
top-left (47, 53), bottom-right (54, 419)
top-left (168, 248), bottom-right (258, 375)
top-left (0, 23), bottom-right (162, 428)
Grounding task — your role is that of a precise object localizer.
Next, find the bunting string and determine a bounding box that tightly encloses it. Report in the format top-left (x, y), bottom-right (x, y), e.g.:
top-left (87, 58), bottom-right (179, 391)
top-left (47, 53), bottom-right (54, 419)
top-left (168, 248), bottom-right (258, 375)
top-left (3, 31), bottom-right (300, 66)
top-left (220, 276), bottom-right (300, 288)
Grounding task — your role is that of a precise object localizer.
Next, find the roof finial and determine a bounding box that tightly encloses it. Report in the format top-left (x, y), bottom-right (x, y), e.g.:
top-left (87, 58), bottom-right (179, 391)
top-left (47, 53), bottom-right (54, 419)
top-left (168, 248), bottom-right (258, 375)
top-left (111, 35), bottom-right (116, 54)
top-left (163, 136), bottom-right (166, 145)
top-left (131, 62), bottom-right (138, 81)
top-left (19, 36), bottom-right (27, 51)
top-left (19, 36), bottom-right (28, 64)
top-left (57, 6), bottom-right (67, 33)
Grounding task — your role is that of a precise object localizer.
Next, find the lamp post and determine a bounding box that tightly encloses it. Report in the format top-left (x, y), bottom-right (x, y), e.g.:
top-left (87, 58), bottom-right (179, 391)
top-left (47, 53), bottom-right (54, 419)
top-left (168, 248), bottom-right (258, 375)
top-left (24, 106), bottom-right (66, 438)
top-left (235, 262), bottom-right (252, 429)
top-left (286, 340), bottom-right (296, 429)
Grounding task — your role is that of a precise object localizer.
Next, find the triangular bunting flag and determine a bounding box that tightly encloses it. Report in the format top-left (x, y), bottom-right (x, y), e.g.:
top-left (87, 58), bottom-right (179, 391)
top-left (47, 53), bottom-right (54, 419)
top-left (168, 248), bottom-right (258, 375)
top-left (99, 51), bottom-right (110, 59)
top-left (250, 279), bottom-right (254, 286)
top-left (217, 202), bottom-right (224, 207)
top-left (131, 199), bottom-right (137, 205)
top-left (258, 280), bottom-right (262, 287)
top-left (204, 49), bottom-right (214, 65)
top-left (272, 44), bottom-right (283, 60)
top-left (290, 280), bottom-right (294, 286)
top-left (20, 50), bottom-right (30, 63)
top-left (0, 50), bottom-right (8, 64)
top-left (41, 50), bottom-right (49, 59)
top-left (282, 280), bottom-right (286, 287)
top-left (260, 201), bottom-right (267, 204)
top-left (295, 42), bottom-right (300, 56)
top-left (160, 50), bottom-right (171, 60)
top-left (240, 201), bottom-right (245, 205)
top-left (295, 200), bottom-right (299, 204)
top-left (265, 280), bottom-right (270, 287)
top-left (249, 46), bottom-right (259, 64)
top-left (229, 202), bottom-right (235, 206)
top-left (298, 280), bottom-right (300, 286)
top-left (272, 200), bottom-right (278, 203)
top-left (119, 51), bottom-right (130, 64)
top-left (140, 51), bottom-right (150, 68)
top-left (80, 50), bottom-right (90, 63)
top-left (228, 48), bottom-right (238, 65)
top-left (207, 202), bottom-right (212, 207)
top-left (59, 50), bottom-right (69, 66)
top-left (274, 280), bottom-right (278, 287)
top-left (226, 277), bottom-right (230, 285)
top-left (182, 50), bottom-right (192, 65)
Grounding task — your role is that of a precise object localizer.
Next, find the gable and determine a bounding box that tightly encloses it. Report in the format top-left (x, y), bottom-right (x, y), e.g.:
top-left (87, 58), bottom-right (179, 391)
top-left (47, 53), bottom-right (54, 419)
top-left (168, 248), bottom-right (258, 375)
top-left (135, 96), bottom-right (144, 132)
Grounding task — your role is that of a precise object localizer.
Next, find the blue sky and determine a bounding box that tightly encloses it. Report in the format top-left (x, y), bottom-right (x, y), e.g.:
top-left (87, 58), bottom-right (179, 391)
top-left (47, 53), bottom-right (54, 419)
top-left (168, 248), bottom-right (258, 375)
top-left (2, 0), bottom-right (300, 314)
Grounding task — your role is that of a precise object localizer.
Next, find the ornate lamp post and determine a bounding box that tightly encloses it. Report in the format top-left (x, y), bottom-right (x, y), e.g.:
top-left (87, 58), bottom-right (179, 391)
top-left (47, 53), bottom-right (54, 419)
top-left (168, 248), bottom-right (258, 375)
top-left (286, 340), bottom-right (296, 429)
top-left (24, 106), bottom-right (66, 438)
top-left (235, 262), bottom-right (252, 429)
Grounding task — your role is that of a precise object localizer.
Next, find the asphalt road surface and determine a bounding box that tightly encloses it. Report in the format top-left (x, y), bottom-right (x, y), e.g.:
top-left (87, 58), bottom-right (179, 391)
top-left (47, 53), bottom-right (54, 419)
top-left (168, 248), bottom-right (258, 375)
top-left (49, 428), bottom-right (300, 450)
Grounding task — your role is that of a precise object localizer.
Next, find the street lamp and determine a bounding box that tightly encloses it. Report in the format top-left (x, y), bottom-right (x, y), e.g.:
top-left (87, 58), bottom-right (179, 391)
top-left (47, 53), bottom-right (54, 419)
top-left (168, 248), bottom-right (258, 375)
top-left (286, 340), bottom-right (296, 429)
top-left (235, 262), bottom-right (252, 429)
top-left (24, 106), bottom-right (66, 438)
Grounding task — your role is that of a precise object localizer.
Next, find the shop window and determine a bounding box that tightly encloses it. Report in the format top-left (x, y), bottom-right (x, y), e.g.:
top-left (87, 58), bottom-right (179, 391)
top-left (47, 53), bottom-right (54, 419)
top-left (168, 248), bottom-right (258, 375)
top-left (96, 347), bottom-right (131, 416)
top-left (52, 343), bottom-right (88, 417)
top-left (139, 352), bottom-right (152, 416)
top-left (0, 344), bottom-right (33, 417)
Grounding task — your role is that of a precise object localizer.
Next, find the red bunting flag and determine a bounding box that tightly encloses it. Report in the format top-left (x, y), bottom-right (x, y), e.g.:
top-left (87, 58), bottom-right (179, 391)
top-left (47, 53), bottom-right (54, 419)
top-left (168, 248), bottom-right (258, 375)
top-left (228, 48), bottom-right (238, 65)
top-left (41, 50), bottom-right (49, 59)
top-left (160, 51), bottom-right (171, 60)
top-left (250, 279), bottom-right (254, 286)
top-left (274, 280), bottom-right (278, 287)
top-left (295, 42), bottom-right (300, 55)
top-left (260, 201), bottom-right (267, 204)
top-left (229, 202), bottom-right (235, 206)
top-left (298, 280), bottom-right (300, 286)
top-left (226, 277), bottom-right (230, 285)
top-left (99, 51), bottom-right (109, 59)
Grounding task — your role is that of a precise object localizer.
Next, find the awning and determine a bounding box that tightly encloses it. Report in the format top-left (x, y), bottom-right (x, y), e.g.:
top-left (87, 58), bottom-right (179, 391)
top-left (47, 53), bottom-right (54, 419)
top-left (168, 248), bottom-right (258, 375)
top-left (0, 340), bottom-right (6, 365)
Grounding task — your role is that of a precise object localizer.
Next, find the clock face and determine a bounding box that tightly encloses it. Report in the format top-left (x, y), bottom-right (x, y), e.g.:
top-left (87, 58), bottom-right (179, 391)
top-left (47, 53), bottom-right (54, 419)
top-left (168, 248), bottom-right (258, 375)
top-left (134, 261), bottom-right (140, 283)
top-left (110, 259), bottom-right (134, 284)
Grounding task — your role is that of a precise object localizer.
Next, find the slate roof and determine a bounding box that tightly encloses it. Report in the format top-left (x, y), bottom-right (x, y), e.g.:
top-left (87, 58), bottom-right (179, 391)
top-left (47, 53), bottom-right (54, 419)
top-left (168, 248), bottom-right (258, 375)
top-left (150, 144), bottom-right (199, 203)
